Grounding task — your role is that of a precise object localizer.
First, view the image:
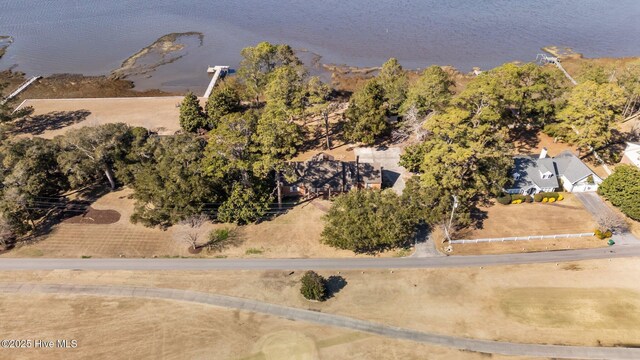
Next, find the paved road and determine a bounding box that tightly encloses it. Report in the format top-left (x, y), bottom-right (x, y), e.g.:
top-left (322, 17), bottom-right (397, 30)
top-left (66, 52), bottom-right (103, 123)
top-left (1, 245), bottom-right (639, 271)
top-left (1, 283), bottom-right (637, 360)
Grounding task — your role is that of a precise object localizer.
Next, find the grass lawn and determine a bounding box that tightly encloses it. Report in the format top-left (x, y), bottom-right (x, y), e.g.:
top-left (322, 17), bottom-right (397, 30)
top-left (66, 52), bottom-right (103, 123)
top-left (448, 193), bottom-right (604, 255)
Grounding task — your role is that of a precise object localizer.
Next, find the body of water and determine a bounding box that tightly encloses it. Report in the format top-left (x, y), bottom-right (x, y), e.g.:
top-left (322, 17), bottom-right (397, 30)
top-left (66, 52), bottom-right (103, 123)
top-left (1, 0), bottom-right (639, 92)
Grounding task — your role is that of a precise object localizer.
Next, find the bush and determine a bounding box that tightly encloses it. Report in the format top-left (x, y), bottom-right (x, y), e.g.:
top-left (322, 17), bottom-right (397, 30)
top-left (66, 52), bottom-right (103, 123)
top-left (300, 271), bottom-right (327, 301)
top-left (558, 194), bottom-right (564, 201)
top-left (497, 194), bottom-right (512, 205)
top-left (534, 193), bottom-right (543, 202)
top-left (206, 228), bottom-right (234, 252)
top-left (594, 229), bottom-right (613, 240)
top-left (524, 196), bottom-right (533, 203)
top-left (542, 198), bottom-right (548, 203)
top-left (549, 198), bottom-right (556, 203)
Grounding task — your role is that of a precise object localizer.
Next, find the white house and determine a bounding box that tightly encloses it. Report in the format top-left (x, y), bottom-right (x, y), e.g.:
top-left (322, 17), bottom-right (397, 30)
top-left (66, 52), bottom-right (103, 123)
top-left (505, 149), bottom-right (602, 194)
top-left (621, 142), bottom-right (640, 168)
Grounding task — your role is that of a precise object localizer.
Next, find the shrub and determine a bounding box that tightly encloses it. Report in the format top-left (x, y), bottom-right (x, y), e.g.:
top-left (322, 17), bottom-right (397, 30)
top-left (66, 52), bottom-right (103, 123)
top-left (300, 271), bottom-right (327, 301)
top-left (558, 194), bottom-right (564, 201)
top-left (497, 194), bottom-right (512, 205)
top-left (604, 231), bottom-right (613, 238)
top-left (549, 198), bottom-right (556, 203)
top-left (534, 193), bottom-right (543, 202)
top-left (595, 229), bottom-right (613, 240)
top-left (542, 198), bottom-right (548, 203)
top-left (524, 196), bottom-right (533, 203)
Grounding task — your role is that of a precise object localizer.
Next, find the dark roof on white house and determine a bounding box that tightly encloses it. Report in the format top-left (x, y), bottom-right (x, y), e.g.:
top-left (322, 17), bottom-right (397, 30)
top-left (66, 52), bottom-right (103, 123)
top-left (285, 153), bottom-right (382, 189)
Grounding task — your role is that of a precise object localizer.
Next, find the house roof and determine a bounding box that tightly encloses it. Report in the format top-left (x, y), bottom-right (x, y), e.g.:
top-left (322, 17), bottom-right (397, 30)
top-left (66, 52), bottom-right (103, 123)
top-left (553, 151), bottom-right (601, 184)
top-left (511, 155), bottom-right (560, 190)
top-left (624, 142), bottom-right (640, 168)
top-left (286, 153), bottom-right (382, 189)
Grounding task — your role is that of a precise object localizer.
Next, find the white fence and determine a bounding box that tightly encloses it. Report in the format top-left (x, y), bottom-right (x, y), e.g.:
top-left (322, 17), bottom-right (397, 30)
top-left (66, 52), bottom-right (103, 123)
top-left (450, 232), bottom-right (595, 244)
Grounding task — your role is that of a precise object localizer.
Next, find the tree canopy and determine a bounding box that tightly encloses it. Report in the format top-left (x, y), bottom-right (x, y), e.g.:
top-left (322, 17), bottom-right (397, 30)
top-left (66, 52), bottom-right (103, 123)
top-left (179, 92), bottom-right (207, 133)
top-left (377, 58), bottom-right (408, 115)
top-left (554, 80), bottom-right (625, 153)
top-left (598, 165), bottom-right (640, 221)
top-left (321, 189), bottom-right (418, 253)
top-left (402, 65), bottom-right (454, 116)
top-left (343, 80), bottom-right (388, 145)
top-left (205, 80), bottom-right (242, 127)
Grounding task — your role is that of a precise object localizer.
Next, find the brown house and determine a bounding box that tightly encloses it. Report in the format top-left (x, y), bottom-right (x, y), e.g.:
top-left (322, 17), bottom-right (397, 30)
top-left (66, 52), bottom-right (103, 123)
top-left (282, 153), bottom-right (382, 198)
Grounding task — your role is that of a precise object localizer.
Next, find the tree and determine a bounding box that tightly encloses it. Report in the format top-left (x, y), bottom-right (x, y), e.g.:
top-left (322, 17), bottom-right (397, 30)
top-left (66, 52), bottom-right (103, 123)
top-left (306, 76), bottom-right (334, 149)
top-left (179, 92), bottom-right (207, 133)
top-left (399, 143), bottom-right (427, 173)
top-left (263, 65), bottom-right (307, 116)
top-left (216, 182), bottom-right (272, 225)
top-left (129, 134), bottom-right (220, 228)
top-left (56, 123), bottom-right (132, 189)
top-left (577, 63), bottom-right (612, 84)
top-left (402, 65), bottom-right (453, 116)
top-left (206, 228), bottom-right (235, 252)
top-left (205, 80), bottom-right (242, 128)
top-left (555, 80), bottom-right (625, 154)
top-left (300, 271), bottom-right (327, 301)
top-left (343, 80), bottom-right (388, 145)
top-left (176, 214), bottom-right (209, 250)
top-left (411, 101), bottom-right (513, 227)
top-left (321, 189), bottom-right (418, 253)
top-left (377, 58), bottom-right (408, 114)
top-left (598, 165), bottom-right (640, 221)
top-left (0, 137), bottom-right (68, 234)
top-left (238, 42), bottom-right (302, 102)
top-left (254, 100), bottom-right (304, 208)
top-left (0, 216), bottom-right (15, 250)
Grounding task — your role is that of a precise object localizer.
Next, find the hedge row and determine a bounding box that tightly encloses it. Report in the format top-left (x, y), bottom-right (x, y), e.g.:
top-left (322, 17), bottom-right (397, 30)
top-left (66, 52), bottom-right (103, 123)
top-left (498, 192), bottom-right (565, 205)
top-left (497, 193), bottom-right (533, 205)
top-left (534, 192), bottom-right (564, 202)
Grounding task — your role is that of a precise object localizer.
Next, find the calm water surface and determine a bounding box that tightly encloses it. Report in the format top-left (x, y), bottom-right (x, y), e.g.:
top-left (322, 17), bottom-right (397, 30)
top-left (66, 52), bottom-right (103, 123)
top-left (1, 0), bottom-right (639, 92)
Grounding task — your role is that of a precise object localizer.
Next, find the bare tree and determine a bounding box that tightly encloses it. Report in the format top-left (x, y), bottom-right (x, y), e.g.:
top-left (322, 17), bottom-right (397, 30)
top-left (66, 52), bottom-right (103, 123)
top-left (391, 105), bottom-right (430, 144)
top-left (596, 212), bottom-right (628, 233)
top-left (176, 214), bottom-right (209, 250)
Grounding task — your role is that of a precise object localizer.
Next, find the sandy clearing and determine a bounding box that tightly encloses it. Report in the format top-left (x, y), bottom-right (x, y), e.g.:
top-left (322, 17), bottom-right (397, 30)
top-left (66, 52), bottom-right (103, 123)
top-left (14, 97), bottom-right (186, 138)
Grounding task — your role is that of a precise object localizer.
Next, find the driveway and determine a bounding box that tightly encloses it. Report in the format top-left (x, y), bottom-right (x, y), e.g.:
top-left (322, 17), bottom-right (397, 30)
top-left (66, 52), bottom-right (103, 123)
top-left (3, 283), bottom-right (639, 360)
top-left (354, 147), bottom-right (408, 194)
top-left (574, 192), bottom-right (639, 246)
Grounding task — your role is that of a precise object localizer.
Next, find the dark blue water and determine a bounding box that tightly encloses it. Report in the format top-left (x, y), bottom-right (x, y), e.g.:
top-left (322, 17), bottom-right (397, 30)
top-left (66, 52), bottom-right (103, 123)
top-left (1, 0), bottom-right (639, 92)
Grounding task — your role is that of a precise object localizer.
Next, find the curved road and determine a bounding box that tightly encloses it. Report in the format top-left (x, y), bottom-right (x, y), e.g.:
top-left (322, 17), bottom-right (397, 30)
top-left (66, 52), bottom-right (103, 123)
top-left (1, 245), bottom-right (639, 271)
top-left (1, 283), bottom-right (638, 360)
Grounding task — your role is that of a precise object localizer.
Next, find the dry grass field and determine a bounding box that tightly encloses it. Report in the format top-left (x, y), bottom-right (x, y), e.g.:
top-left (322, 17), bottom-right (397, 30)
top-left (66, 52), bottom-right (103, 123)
top-left (0, 294), bottom-right (512, 360)
top-left (449, 193), bottom-right (603, 255)
top-left (1, 258), bottom-right (639, 349)
top-left (3, 188), bottom-right (398, 259)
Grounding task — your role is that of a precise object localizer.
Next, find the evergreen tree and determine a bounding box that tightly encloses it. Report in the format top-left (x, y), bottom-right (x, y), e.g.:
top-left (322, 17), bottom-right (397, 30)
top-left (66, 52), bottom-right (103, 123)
top-left (402, 65), bottom-right (454, 116)
top-left (179, 92), bottom-right (207, 132)
top-left (377, 58), bottom-right (408, 114)
top-left (343, 80), bottom-right (388, 145)
top-left (216, 182), bottom-right (272, 225)
top-left (205, 81), bottom-right (242, 128)
top-left (322, 190), bottom-right (418, 253)
top-left (300, 271), bottom-right (327, 301)
top-left (598, 165), bottom-right (640, 221)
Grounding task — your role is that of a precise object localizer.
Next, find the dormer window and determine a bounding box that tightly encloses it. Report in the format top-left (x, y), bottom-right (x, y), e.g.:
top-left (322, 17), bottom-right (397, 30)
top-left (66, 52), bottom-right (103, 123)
top-left (513, 173), bottom-right (520, 180)
top-left (541, 172), bottom-right (553, 179)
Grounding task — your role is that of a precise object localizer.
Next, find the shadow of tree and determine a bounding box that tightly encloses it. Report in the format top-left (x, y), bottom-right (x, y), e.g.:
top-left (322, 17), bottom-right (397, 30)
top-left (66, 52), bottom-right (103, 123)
top-left (325, 275), bottom-right (347, 299)
top-left (12, 109), bottom-right (91, 135)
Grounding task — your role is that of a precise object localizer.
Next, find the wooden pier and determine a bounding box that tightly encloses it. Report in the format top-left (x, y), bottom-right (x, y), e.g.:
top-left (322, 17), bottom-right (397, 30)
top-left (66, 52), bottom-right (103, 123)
top-left (204, 66), bottom-right (229, 98)
top-left (1, 75), bottom-right (41, 105)
top-left (536, 54), bottom-right (577, 85)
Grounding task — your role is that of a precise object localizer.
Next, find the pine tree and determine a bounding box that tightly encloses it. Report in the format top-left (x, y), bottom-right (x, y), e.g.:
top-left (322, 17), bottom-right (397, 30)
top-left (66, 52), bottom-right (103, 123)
top-left (179, 92), bottom-right (207, 133)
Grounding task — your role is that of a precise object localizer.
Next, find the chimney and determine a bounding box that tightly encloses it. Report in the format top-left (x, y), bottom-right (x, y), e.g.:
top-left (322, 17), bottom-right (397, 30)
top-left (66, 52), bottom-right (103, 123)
top-left (539, 147), bottom-right (548, 159)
